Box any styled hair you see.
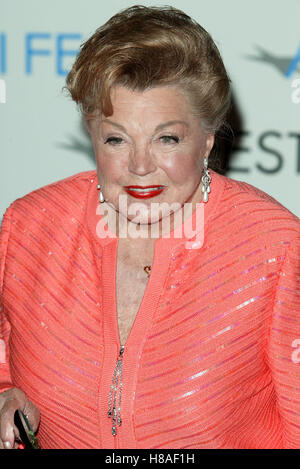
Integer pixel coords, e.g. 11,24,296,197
65,4,231,134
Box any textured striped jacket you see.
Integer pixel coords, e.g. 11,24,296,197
0,169,299,449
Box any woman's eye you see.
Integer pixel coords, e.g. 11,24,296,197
104,137,123,145
160,135,180,144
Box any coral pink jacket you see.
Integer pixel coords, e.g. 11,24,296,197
0,169,299,449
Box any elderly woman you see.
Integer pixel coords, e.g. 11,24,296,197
0,5,299,450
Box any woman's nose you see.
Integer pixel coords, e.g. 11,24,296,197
128,146,156,175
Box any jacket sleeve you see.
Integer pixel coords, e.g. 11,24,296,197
268,232,300,448
0,204,14,393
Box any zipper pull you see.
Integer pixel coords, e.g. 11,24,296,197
108,346,125,436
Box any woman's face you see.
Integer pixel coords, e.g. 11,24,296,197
88,85,214,228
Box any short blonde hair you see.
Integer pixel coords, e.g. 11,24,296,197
65,4,231,134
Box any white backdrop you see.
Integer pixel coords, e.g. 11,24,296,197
1,0,300,219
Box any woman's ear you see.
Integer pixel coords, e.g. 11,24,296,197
84,118,92,135
205,133,215,157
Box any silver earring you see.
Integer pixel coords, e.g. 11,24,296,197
97,184,105,203
201,157,211,203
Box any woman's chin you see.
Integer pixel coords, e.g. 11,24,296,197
126,214,162,226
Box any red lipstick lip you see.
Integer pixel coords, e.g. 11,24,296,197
123,186,166,199
123,185,165,189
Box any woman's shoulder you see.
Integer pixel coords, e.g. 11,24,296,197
18,170,96,201
216,171,298,218
7,170,97,211
212,171,300,242
1,170,97,234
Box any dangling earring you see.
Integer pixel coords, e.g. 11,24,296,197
97,184,105,203
201,157,211,203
